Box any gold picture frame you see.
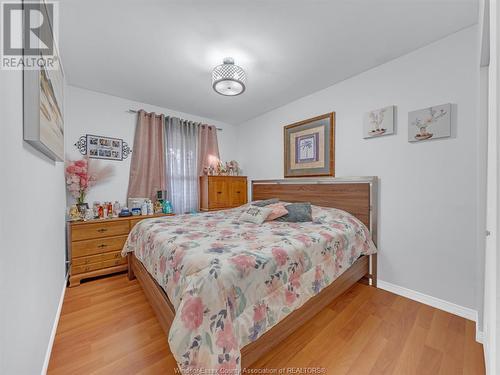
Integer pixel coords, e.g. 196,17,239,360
284,113,335,177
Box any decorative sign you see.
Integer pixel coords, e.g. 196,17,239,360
75,134,131,161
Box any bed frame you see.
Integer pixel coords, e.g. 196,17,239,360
127,176,378,368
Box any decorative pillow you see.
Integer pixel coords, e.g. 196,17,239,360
265,203,289,221
240,206,273,224
251,198,279,207
276,203,313,222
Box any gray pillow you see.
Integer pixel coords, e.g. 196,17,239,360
251,198,279,207
276,203,312,222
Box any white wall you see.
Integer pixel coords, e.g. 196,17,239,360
64,85,238,206
0,71,67,371
483,0,498,372
236,27,481,312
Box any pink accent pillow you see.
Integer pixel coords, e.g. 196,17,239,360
265,203,289,221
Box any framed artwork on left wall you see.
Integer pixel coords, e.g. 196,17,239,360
23,1,65,161
284,112,335,177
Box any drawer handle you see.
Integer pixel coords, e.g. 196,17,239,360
217,191,222,194
97,228,108,233
236,191,241,194
98,244,107,248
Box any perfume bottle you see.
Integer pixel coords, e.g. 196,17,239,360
162,200,173,214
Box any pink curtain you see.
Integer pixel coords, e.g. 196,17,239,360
198,124,220,175
127,110,166,201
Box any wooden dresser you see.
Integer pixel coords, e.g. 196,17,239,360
199,176,248,211
67,213,171,287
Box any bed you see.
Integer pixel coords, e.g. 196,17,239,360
123,177,378,373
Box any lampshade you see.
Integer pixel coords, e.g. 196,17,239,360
212,57,246,96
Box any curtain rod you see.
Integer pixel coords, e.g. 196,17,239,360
127,109,222,131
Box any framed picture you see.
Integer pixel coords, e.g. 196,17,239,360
408,103,451,142
23,1,64,161
75,134,131,160
86,134,124,161
363,105,395,138
284,113,335,178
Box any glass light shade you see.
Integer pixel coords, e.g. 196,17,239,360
212,58,246,96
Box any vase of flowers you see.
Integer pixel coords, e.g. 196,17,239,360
66,158,95,206
65,157,114,211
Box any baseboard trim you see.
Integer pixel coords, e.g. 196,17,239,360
476,329,485,344
377,280,481,341
41,277,67,375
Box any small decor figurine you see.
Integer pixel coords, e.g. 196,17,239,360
210,159,242,176
65,157,114,206
154,200,163,214
226,160,241,176
68,205,80,221
216,160,228,175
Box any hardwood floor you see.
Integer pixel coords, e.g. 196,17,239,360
48,274,485,375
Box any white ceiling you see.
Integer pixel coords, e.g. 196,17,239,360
60,0,478,125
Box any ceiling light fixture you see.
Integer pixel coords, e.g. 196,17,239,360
212,57,246,96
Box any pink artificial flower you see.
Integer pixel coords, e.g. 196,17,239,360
272,247,288,266
80,176,87,188
180,296,204,331
215,322,237,351
253,303,267,322
74,159,86,168
230,254,256,272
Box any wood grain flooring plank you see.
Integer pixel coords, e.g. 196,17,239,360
48,275,485,375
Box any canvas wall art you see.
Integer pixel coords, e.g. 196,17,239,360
408,103,451,142
284,113,335,177
23,1,64,161
363,105,395,138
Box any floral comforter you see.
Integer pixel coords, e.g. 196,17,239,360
122,205,376,374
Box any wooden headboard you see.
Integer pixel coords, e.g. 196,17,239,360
251,177,378,244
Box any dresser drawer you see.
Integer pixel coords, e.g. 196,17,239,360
71,257,127,275
71,220,130,241
72,250,123,266
72,236,128,258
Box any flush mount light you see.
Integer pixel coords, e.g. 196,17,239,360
212,57,246,96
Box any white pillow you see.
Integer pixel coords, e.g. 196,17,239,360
239,206,273,224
